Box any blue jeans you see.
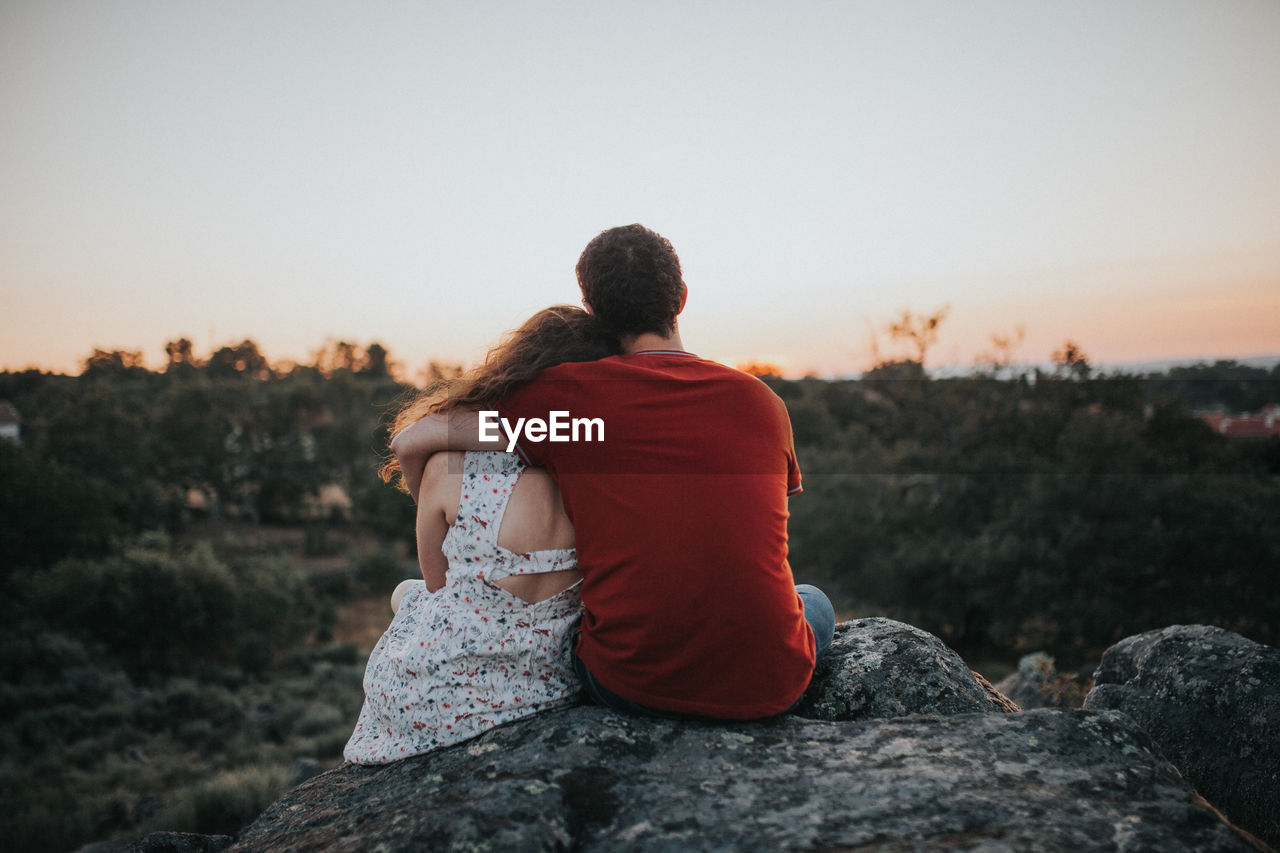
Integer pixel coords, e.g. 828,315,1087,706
573,583,836,719
796,583,836,659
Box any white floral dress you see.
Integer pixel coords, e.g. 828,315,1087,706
344,451,582,764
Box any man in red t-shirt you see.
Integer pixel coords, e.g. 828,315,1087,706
393,224,834,719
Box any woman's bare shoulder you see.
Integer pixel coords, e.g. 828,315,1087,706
424,452,465,521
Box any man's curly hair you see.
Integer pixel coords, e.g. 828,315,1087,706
575,224,685,338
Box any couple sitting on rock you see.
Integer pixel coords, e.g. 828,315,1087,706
344,224,835,764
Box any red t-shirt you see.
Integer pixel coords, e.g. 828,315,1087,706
497,351,814,719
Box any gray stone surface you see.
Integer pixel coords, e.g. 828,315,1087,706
111,620,1274,851
229,707,1261,852
126,834,234,853
793,617,1019,720
1085,624,1280,848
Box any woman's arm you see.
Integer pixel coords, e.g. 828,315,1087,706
416,496,450,592
391,409,488,501
414,451,460,592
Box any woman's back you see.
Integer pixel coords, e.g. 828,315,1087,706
344,451,582,764
415,451,581,603
472,460,580,604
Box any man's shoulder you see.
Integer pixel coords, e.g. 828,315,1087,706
521,355,785,410
537,355,626,378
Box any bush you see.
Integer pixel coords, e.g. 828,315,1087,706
0,780,98,853
19,536,327,680
0,441,124,575
351,474,417,547
146,764,293,837
355,546,413,594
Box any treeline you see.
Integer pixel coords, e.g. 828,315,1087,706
775,353,1279,666
1143,359,1280,412
3,336,1276,668
1,336,1278,849
1,339,426,848
1,338,433,573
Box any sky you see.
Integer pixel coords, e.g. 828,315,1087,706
2,0,1278,379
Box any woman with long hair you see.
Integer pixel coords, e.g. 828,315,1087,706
344,306,618,764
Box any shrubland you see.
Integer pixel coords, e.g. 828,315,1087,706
0,333,1276,849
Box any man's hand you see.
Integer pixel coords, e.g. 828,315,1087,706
390,409,487,501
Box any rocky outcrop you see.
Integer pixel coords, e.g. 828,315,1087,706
229,707,1261,851
792,618,1019,719
215,618,1263,851
1084,624,1280,849
95,620,1275,851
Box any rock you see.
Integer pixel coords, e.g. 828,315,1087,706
1084,624,1280,849
126,834,233,853
229,707,1261,851
996,652,1088,709
792,617,1020,720
224,620,1263,851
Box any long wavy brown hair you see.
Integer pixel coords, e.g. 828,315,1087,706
380,305,619,490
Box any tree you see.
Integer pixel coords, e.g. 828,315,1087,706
975,325,1026,379
361,343,392,377
207,340,272,380
0,441,124,575
736,361,782,378
886,305,950,366
1051,340,1092,380
164,337,200,373
82,349,146,379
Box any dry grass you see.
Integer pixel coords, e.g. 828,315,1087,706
332,595,394,656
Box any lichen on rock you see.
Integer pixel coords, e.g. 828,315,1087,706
217,619,1263,851
792,617,1020,720
1084,624,1280,849
227,708,1261,851
102,620,1274,852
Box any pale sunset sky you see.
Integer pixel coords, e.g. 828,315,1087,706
2,0,1277,379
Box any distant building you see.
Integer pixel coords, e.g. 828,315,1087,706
0,400,20,444
1200,405,1280,439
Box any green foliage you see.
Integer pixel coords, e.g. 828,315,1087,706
0,630,366,851
0,441,125,575
1,340,408,531
351,473,418,548
786,359,1280,665
1145,359,1279,412
356,545,415,594
148,764,294,836
1,340,1276,849
18,534,324,680
0,340,416,849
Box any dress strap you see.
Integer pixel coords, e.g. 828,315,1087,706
489,546,577,582
456,451,523,549
452,451,578,582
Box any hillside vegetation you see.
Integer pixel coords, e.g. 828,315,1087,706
0,335,1276,850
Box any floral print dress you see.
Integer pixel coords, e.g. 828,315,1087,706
344,451,582,764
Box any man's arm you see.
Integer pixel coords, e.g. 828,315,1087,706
390,408,494,501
